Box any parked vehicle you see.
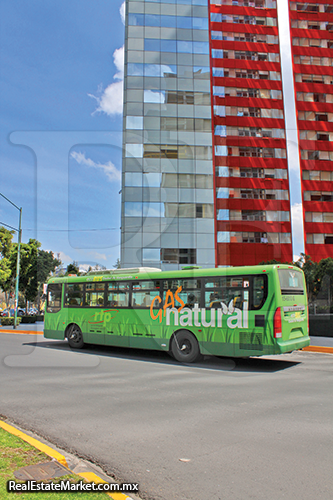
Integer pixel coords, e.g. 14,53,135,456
1,308,15,317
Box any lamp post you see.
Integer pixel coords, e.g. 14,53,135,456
0,193,22,329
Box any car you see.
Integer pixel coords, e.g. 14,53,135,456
1,308,15,317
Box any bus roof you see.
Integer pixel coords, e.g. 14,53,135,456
47,264,302,284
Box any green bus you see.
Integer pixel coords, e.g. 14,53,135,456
44,264,310,363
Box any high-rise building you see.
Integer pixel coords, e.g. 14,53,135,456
121,0,332,269
289,0,333,261
121,0,214,270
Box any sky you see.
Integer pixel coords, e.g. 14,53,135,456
0,0,303,271
0,0,126,270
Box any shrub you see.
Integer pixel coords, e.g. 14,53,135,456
20,316,37,324
1,317,22,326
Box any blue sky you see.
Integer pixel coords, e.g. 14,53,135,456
0,0,125,269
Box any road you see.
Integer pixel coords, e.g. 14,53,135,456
0,332,332,500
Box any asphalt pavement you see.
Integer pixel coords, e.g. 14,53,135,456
0,332,332,500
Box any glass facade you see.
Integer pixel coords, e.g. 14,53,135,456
121,0,214,269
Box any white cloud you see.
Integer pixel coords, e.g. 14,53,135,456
58,251,73,264
88,79,123,117
70,151,121,182
113,45,124,79
89,44,124,117
120,2,125,25
89,3,125,118
87,252,107,261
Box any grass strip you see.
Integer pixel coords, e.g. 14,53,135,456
0,428,108,499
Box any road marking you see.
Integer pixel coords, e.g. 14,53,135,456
0,420,68,467
302,346,333,354
0,329,43,335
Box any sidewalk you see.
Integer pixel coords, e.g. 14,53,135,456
0,321,44,334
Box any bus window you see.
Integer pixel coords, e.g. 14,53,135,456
278,269,304,295
85,283,105,307
205,287,243,309
163,279,201,291
132,280,161,291
163,279,201,309
132,281,161,307
205,277,243,289
132,291,161,308
252,275,267,309
64,284,84,307
47,284,62,313
107,282,130,307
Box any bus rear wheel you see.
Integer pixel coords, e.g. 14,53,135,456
67,324,84,349
171,330,201,363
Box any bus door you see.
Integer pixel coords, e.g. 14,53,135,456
44,283,63,339
234,274,268,356
104,282,130,347
129,280,162,350
81,282,106,345
203,277,234,356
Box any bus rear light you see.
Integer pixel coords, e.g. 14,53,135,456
274,307,282,338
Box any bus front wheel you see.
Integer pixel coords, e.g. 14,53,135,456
171,330,201,363
67,324,84,349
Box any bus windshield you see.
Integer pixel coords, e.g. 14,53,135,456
278,269,304,295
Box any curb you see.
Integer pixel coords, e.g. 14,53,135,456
302,346,333,354
0,419,136,500
0,420,68,466
0,329,43,335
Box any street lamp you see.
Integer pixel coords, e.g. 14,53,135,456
0,193,22,329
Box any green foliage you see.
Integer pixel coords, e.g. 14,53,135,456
1,317,21,326
66,261,80,276
0,227,14,286
20,316,37,324
38,249,62,284
113,258,121,269
0,233,61,308
312,257,333,302
298,253,318,301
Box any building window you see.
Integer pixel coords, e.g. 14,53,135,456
161,249,196,265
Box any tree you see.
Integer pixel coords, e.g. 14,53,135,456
9,239,40,310
66,261,80,275
113,258,121,269
312,258,333,309
0,226,14,284
295,253,318,302
36,250,61,311
0,227,15,306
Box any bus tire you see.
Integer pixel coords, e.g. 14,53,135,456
67,324,84,349
171,330,201,363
